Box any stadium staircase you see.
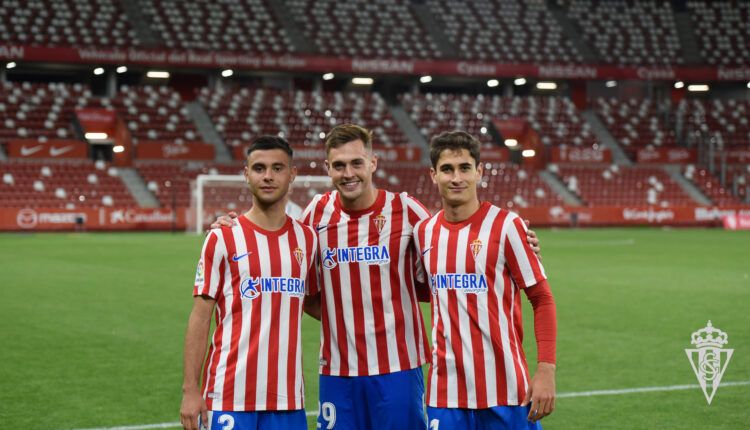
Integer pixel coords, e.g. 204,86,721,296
266,0,316,54
539,170,583,206
410,2,460,59
118,167,160,208
388,104,430,164
120,0,161,47
663,165,712,205
672,5,704,65
185,101,232,163
545,0,598,63
580,110,632,165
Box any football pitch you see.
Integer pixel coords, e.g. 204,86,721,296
1,228,748,429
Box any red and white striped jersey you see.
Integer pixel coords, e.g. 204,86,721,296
193,215,317,411
301,189,431,376
414,202,547,409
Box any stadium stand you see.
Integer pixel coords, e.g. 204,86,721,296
676,98,750,149
683,164,745,206
427,0,583,62
285,0,441,58
200,87,409,149
594,97,676,158
687,0,750,66
0,160,136,208
562,0,682,65
556,165,695,206
136,161,245,208
139,0,292,53
401,93,597,148
0,81,90,142
0,0,140,47
109,85,199,145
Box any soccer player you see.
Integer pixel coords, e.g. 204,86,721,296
301,124,432,429
413,131,557,430
180,136,318,430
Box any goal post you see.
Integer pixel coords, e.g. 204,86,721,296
190,174,332,234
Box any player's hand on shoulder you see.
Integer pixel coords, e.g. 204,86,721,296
524,219,542,260
209,211,238,230
522,362,556,423
180,388,208,430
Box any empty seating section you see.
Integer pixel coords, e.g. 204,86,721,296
140,0,291,53
136,161,245,208
0,82,90,142
687,1,750,65
676,99,750,149
109,85,199,144
595,98,675,157
428,0,582,62
684,165,744,206
200,87,408,148
557,165,693,206
564,0,681,65
0,0,139,47
286,0,440,58
401,93,596,148
0,160,136,208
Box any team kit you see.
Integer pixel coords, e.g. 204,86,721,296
180,125,557,430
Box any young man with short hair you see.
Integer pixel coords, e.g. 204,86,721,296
301,124,432,430
181,136,317,430
414,131,557,430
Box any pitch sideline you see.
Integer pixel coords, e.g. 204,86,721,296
69,381,750,430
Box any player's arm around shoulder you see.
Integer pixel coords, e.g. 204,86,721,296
181,295,216,430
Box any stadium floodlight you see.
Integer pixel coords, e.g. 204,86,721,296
221,69,233,77
536,82,557,90
605,80,617,88
522,149,536,158
112,145,125,153
147,70,170,79
688,84,709,92
85,132,108,140
6,61,16,69
352,77,374,85
480,126,487,134
319,131,326,139
192,174,332,234
674,81,685,89
93,67,105,75
116,66,127,74
487,79,499,87
514,78,526,86
747,82,750,89
504,139,518,147
322,73,335,80
420,75,432,83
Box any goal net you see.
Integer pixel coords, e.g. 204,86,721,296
189,174,332,234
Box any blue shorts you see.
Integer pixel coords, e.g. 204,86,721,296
426,405,542,430
204,409,307,430
318,367,427,430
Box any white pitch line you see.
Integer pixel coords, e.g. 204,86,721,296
557,380,750,398
70,381,750,430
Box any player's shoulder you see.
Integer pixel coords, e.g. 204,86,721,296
291,217,316,234
414,209,441,231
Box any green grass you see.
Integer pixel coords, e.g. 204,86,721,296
1,228,748,429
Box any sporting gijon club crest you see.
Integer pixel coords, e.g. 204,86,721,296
685,320,734,405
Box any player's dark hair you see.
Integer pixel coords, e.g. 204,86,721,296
429,131,481,167
246,135,293,159
324,124,373,154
